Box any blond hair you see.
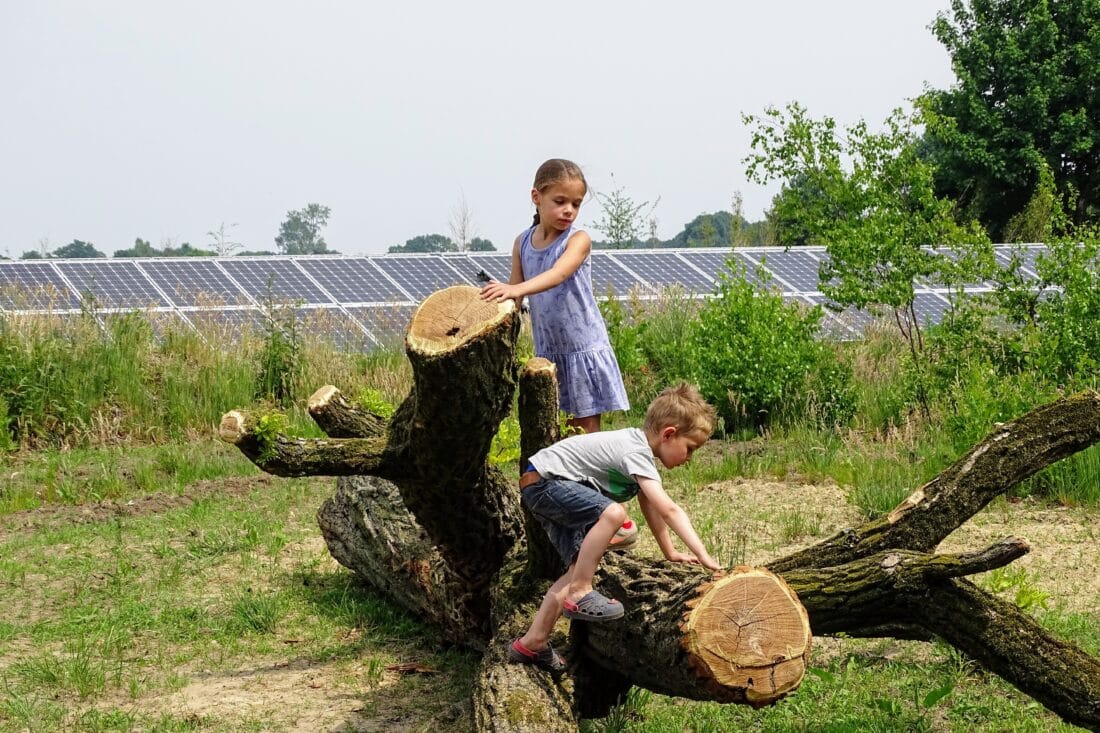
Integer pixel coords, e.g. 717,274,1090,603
643,382,717,439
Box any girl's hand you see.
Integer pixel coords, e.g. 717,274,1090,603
479,280,521,302
666,551,700,565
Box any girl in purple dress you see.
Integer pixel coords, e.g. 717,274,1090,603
482,159,638,549
480,158,629,434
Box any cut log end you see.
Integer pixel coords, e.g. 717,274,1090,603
522,357,557,378
680,566,811,707
219,410,246,444
406,286,515,355
308,385,339,411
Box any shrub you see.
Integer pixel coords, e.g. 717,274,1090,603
687,263,853,432
255,301,304,409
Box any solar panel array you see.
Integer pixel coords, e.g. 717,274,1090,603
0,245,1047,346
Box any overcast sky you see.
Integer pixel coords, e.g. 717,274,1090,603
1,2,958,258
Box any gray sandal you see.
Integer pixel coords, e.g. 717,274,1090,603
563,590,624,622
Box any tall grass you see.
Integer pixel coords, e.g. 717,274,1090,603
0,308,412,450
5,283,1100,510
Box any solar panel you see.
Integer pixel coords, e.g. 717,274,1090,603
0,245,1054,346
5,309,98,334
911,291,953,326
993,244,1043,279
0,261,81,310
677,250,767,288
465,253,514,284
185,307,265,340
346,304,417,347
609,251,714,293
219,259,332,304
741,248,823,293
55,261,170,308
589,252,645,297
296,257,409,304
804,294,877,336
370,257,469,301
294,307,375,350
139,260,251,307
103,309,190,339
786,296,860,341
921,245,998,290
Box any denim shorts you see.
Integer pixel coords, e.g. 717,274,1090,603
520,477,615,567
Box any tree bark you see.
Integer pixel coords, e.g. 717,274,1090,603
307,385,388,438
220,283,1100,732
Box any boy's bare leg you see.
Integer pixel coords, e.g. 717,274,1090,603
518,571,572,651
518,503,627,649
567,503,626,601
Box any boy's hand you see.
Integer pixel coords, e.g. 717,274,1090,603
668,550,723,572
667,550,701,564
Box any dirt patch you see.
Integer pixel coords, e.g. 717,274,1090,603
942,497,1100,614
0,475,272,540
706,478,1100,614
141,658,390,732
701,476,864,561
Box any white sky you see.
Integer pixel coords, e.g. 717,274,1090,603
1,2,957,257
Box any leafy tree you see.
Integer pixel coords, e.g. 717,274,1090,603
468,237,496,251
165,242,214,257
275,203,331,254
19,251,44,260
114,238,158,258
919,0,1100,239
590,177,659,249
666,212,733,248
388,233,456,253
765,172,845,246
744,102,990,414
114,238,215,258
51,240,106,259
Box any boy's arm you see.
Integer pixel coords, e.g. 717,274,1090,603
636,476,721,571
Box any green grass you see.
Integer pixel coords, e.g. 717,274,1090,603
0,474,478,731
0,441,259,513
0,437,1095,731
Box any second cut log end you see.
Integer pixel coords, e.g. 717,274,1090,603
680,566,811,707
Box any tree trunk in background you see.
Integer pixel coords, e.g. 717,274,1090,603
222,285,1100,732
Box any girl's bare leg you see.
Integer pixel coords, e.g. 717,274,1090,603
567,414,601,434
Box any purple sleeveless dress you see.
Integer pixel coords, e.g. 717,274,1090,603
519,225,630,418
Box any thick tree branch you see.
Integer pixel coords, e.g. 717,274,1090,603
307,385,388,438
770,390,1100,573
219,410,389,476
915,580,1100,731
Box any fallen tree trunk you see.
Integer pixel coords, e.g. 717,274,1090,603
221,285,1100,732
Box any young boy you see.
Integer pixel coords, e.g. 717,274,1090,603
508,382,722,673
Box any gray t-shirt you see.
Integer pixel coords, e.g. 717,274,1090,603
529,427,661,501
